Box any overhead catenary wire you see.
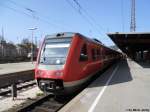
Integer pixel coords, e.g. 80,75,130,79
7,0,41,21
5,0,70,31
66,0,99,33
73,0,106,32
8,0,36,13
6,0,106,38
65,0,108,41
0,3,36,20
73,0,107,36
71,0,125,46
3,0,110,41
65,0,95,34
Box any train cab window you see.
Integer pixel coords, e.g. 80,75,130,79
79,44,88,61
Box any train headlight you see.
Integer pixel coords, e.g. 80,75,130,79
55,71,63,76
56,59,61,64
55,58,65,65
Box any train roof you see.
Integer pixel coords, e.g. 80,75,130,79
45,32,120,53
45,32,100,44
45,32,76,39
45,32,99,42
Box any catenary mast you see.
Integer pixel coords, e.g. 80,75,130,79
130,0,136,32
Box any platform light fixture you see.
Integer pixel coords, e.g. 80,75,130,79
28,27,37,63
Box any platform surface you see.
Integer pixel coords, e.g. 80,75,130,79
0,62,35,75
59,59,150,112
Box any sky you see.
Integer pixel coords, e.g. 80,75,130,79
0,0,150,46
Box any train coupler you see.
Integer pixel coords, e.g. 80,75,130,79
39,80,63,91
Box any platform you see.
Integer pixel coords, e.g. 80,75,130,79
59,59,150,112
0,62,35,88
0,62,35,75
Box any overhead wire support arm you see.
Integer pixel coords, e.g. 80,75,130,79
6,0,69,30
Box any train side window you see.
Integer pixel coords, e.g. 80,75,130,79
79,44,88,61
92,49,96,60
97,49,100,58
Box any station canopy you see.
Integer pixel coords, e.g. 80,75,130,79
107,32,150,59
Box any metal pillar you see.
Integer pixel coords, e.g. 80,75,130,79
11,83,17,100
130,0,136,32
31,30,33,63
28,28,37,63
141,50,144,61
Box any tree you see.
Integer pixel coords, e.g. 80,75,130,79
20,38,37,54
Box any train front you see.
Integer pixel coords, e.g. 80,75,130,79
35,33,73,94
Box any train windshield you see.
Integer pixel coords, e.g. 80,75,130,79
39,38,71,65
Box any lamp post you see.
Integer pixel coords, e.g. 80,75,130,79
28,28,37,63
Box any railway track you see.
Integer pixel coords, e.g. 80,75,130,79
0,80,36,96
18,94,75,112
17,64,114,112
0,69,35,96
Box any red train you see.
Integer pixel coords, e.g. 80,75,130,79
35,32,121,94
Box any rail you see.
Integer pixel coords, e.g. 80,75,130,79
17,94,74,112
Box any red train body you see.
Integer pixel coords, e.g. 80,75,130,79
35,32,121,94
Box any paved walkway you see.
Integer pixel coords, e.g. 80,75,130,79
60,59,150,112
